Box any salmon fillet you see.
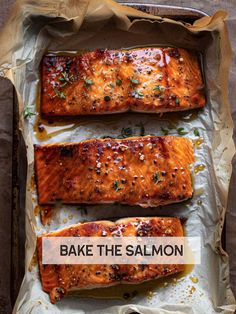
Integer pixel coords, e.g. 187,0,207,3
34,136,194,206
37,217,184,303
41,47,205,116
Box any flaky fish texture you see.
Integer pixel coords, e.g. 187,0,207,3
37,217,184,303
41,47,205,116
34,136,194,206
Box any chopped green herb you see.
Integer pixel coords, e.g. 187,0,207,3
113,180,121,191
177,127,188,135
161,127,169,135
175,97,180,105
23,106,36,119
116,79,122,86
154,85,166,92
136,122,145,136
194,128,200,137
132,90,144,99
59,71,74,86
130,78,140,85
153,85,161,91
84,79,94,86
77,205,88,216
121,127,133,138
153,171,161,183
53,88,66,99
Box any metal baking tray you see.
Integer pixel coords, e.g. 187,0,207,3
11,3,208,308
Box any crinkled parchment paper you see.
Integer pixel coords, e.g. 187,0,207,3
0,0,235,313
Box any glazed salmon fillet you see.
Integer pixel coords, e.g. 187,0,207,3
37,217,184,303
34,136,194,206
41,47,205,116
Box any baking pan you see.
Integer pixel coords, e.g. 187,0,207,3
10,3,208,307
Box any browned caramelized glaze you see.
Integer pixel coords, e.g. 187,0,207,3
40,206,54,226
41,48,205,116
37,217,184,303
34,136,194,206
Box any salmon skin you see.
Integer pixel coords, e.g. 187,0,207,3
34,136,194,206
41,47,205,116
37,217,184,303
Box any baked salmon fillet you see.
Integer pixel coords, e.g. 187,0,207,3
34,136,194,206
41,47,205,116
37,217,184,303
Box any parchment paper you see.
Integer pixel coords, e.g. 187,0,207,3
0,0,235,313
